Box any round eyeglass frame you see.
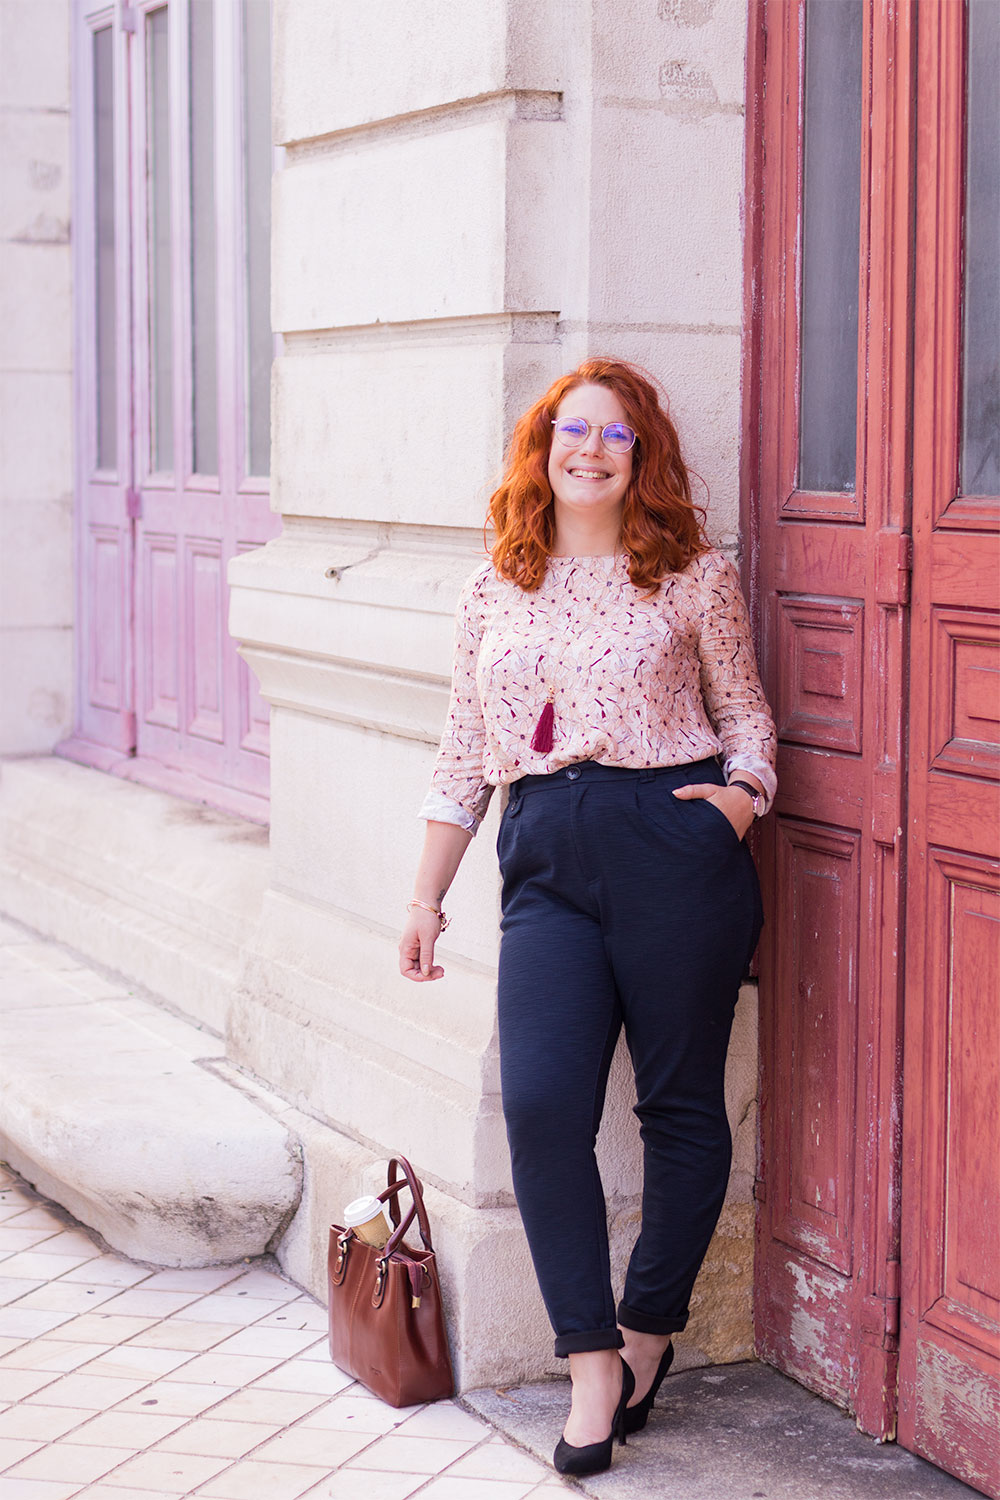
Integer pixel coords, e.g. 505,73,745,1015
551,417,637,454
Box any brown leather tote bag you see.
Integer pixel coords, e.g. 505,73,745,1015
327,1155,454,1407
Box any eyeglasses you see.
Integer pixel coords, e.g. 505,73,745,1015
551,417,637,454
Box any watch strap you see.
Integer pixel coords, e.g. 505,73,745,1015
728,779,764,816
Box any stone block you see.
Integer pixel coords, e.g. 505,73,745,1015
0,112,71,244
273,113,565,332
0,372,73,504
0,495,73,628
0,985,302,1266
0,757,269,1030
273,0,565,145
269,332,559,525
591,0,748,110
0,1,70,112
589,108,745,327
0,243,71,371
0,625,72,753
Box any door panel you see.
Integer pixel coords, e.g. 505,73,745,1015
899,2,1000,1491
751,0,913,1437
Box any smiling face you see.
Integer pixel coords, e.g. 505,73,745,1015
547,383,634,542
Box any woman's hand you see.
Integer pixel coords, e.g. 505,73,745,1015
672,782,756,841
399,906,446,982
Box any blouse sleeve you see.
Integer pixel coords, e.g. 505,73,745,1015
696,554,778,813
417,567,495,834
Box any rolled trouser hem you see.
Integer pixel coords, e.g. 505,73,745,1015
617,1301,688,1336
553,1328,625,1358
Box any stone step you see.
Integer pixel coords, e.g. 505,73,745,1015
0,916,302,1266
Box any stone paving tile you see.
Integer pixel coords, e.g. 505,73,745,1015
136,1267,245,1295
80,1345,198,1382
5,1440,138,1483
416,1479,542,1500
154,1415,282,1458
11,1280,126,1314
175,1294,286,1326
0,1279,46,1307
0,1162,551,1500
0,1308,76,1341
0,1477,86,1499
58,1258,154,1288
205,1387,326,1426
127,1320,244,1353
1,1339,113,1374
66,1406,189,1448
97,1447,233,1491
116,1380,237,1417
0,1403,92,1440
298,1474,427,1500
26,1372,150,1408
250,1423,374,1467
0,1369,62,1402
193,1457,333,1499
345,1433,481,1474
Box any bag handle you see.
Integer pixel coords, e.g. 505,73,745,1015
377,1155,434,1256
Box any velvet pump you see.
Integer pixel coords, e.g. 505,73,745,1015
623,1342,675,1434
553,1355,635,1476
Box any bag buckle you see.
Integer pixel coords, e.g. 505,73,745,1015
372,1255,389,1308
331,1229,353,1285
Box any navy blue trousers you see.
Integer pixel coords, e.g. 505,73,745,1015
496,758,763,1358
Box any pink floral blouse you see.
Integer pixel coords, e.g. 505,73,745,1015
420,549,777,833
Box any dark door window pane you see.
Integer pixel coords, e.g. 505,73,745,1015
961,0,1000,497
798,0,863,495
94,26,116,471
147,7,173,473
190,0,218,476
243,0,271,478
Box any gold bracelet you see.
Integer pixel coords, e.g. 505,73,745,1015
407,900,450,932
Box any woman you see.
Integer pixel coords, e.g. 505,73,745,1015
399,359,776,1476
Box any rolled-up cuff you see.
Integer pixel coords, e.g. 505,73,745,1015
617,1300,689,1336
417,789,480,833
553,1327,625,1359
722,756,777,816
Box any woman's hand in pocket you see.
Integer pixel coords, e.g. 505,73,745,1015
672,782,755,841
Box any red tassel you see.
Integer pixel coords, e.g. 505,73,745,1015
531,698,555,754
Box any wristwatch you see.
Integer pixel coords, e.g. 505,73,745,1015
728,779,765,818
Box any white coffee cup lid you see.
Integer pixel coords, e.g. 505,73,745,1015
343,1194,386,1228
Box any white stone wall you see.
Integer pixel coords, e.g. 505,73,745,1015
232,0,754,1385
0,0,74,754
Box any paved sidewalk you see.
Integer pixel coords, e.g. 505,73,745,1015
0,1166,563,1500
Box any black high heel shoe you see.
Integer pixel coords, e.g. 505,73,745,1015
622,1341,674,1434
553,1353,635,1476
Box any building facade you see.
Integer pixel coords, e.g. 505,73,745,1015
0,2,996,1494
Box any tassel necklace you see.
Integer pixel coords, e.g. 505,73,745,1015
530,689,555,754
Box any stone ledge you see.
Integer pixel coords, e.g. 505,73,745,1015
0,920,302,1266
0,756,269,1032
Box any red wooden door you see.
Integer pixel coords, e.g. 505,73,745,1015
749,0,913,1439
898,3,1000,1493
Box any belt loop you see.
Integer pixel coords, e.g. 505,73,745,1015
639,767,655,782
507,781,524,816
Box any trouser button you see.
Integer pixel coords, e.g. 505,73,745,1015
566,766,581,781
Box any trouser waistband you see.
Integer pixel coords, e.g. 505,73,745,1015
508,756,722,802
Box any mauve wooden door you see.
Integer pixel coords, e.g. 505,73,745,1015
749,0,912,1439
70,0,276,813
897,4,1000,1494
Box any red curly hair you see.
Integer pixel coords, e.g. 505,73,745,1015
488,358,708,593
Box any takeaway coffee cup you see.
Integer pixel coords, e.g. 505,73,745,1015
342,1194,391,1248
